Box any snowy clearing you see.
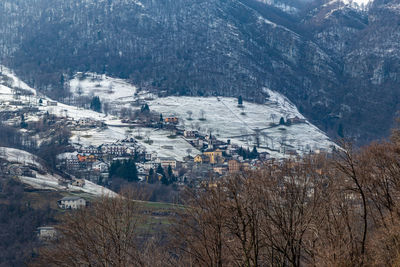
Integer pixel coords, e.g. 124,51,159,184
0,147,116,197
148,95,335,156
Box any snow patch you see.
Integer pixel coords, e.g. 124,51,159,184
69,73,137,104
0,147,116,197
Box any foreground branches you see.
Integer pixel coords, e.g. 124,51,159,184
33,133,400,266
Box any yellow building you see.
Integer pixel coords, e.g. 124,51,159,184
203,149,224,164
194,154,209,164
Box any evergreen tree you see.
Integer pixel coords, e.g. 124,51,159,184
167,165,173,178
279,117,285,125
156,164,164,176
161,175,169,185
338,123,344,138
148,168,157,184
20,114,27,128
60,74,65,87
141,104,150,113
250,146,258,159
238,95,243,106
109,159,138,182
90,96,102,112
167,165,177,184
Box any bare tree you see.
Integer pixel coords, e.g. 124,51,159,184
172,184,232,267
186,110,193,120
333,141,368,265
223,173,267,266
31,192,147,267
145,130,151,143
199,110,206,121
103,102,110,115
270,114,277,123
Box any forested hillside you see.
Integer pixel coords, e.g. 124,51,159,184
1,0,399,142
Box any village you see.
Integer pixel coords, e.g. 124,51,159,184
0,68,335,250
0,69,333,195
57,113,275,188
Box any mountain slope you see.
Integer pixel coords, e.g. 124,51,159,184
0,0,399,143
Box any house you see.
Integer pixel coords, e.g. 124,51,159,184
92,161,108,172
47,101,58,106
184,130,197,138
164,117,179,124
190,138,204,148
194,154,210,164
145,152,157,161
21,166,35,177
228,159,241,173
81,145,101,155
258,152,270,161
71,179,85,187
77,118,98,127
286,149,298,156
203,149,224,164
287,116,306,124
78,154,97,162
77,154,88,162
66,157,80,170
226,143,239,155
156,157,177,169
37,226,57,241
213,165,228,175
126,147,137,156
58,196,86,209
102,144,127,156
143,161,158,170
183,155,194,162
9,100,23,106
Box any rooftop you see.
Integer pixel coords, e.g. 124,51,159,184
60,196,84,201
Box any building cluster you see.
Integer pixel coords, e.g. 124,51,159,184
0,86,317,189
59,138,147,183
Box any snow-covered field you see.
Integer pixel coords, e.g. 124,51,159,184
66,72,336,157
0,66,37,96
148,94,335,156
0,147,43,169
0,66,336,160
69,73,137,104
0,147,116,197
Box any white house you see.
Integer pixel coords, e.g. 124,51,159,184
37,226,57,241
92,161,108,172
143,161,158,170
184,130,197,138
102,144,127,155
78,118,98,127
156,157,177,169
81,145,101,155
58,196,86,209
145,152,158,161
